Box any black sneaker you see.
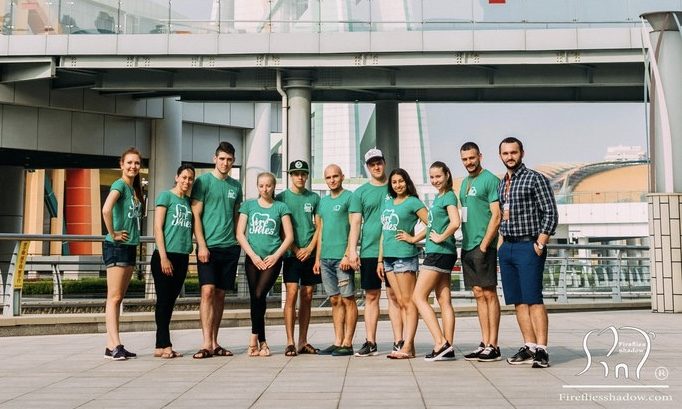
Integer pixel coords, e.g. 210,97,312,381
507,346,535,365
332,346,354,356
119,345,137,359
104,346,127,361
464,342,485,361
355,341,378,357
424,342,455,362
393,340,405,352
319,345,339,355
478,345,502,362
532,348,550,368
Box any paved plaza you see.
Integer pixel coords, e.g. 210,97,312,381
0,309,679,409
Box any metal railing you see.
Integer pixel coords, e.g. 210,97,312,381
0,0,662,36
1,233,651,316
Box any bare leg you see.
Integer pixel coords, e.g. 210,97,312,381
483,287,501,345
435,273,455,346
342,296,358,347
297,285,314,349
412,269,446,348
387,287,403,344
515,304,537,344
363,289,380,343
393,272,418,354
284,282,299,347
105,266,133,348
529,304,548,346
330,295,344,346
472,286,489,344
211,288,226,349
199,284,216,350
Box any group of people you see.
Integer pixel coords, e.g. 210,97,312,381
100,136,558,369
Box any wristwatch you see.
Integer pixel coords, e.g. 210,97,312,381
535,242,545,250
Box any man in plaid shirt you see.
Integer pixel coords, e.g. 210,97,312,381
497,137,558,369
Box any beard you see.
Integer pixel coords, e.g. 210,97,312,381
504,160,521,171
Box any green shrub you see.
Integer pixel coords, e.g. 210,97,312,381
22,278,146,295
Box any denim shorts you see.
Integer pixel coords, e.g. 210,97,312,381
383,256,419,274
103,241,137,268
320,259,355,298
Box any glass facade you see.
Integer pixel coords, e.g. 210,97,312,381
1,0,678,35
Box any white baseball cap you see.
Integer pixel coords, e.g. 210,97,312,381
364,148,384,163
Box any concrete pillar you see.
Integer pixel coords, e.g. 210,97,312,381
284,72,312,183
244,103,272,199
641,12,682,313
648,194,682,313
22,170,45,255
0,167,25,286
642,12,682,192
375,100,400,171
147,97,183,236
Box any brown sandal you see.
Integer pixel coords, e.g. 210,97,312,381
285,344,298,357
297,343,319,355
259,342,271,357
212,346,233,357
161,350,183,359
192,349,213,359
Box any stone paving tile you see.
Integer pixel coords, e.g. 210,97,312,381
0,310,680,409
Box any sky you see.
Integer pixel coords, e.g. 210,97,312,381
425,102,649,176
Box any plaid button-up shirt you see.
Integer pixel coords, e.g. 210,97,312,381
498,163,558,238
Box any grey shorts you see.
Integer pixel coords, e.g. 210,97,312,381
461,245,498,289
383,256,419,274
320,259,355,298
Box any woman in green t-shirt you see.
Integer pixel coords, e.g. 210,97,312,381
378,168,428,359
101,147,144,361
236,172,294,357
414,161,461,362
151,164,195,359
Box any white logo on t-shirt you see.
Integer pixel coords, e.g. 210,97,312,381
171,204,192,228
468,186,478,196
304,203,313,213
381,209,399,231
228,190,237,199
249,212,277,235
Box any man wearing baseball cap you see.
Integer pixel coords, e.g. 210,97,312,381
276,160,321,356
348,148,404,356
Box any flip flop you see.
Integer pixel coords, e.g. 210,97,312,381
192,349,213,359
297,343,319,355
213,346,233,357
285,344,298,357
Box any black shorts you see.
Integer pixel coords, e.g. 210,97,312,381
461,245,498,289
283,256,321,286
422,253,457,274
103,241,136,268
197,245,241,291
360,258,391,290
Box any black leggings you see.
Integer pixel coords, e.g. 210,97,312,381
151,250,188,348
245,256,282,343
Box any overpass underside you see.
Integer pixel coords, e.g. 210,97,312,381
50,50,644,102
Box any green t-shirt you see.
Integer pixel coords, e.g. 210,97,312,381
349,182,391,258
239,199,291,258
155,190,193,254
381,196,426,258
458,169,500,251
105,178,141,245
425,190,458,255
318,190,353,259
275,189,320,254
190,172,242,248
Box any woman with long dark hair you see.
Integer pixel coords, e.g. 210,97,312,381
102,147,144,361
378,168,428,359
152,164,195,359
237,172,294,357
